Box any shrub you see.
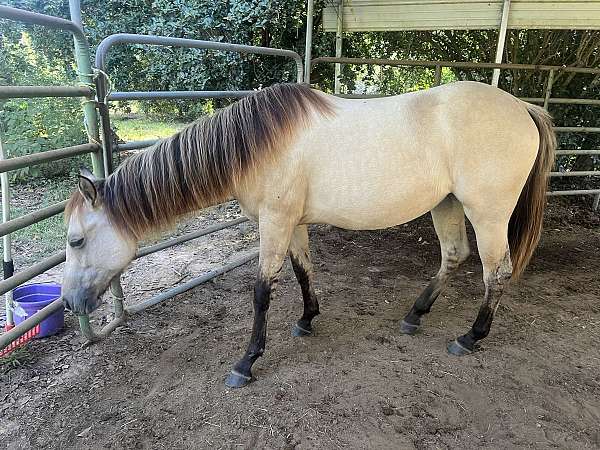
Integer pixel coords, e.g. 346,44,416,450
0,32,89,181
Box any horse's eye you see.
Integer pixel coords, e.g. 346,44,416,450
68,236,85,249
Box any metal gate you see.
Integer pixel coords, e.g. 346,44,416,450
0,2,303,350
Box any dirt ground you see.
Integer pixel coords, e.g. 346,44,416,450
1,199,599,449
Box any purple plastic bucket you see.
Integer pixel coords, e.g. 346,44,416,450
12,283,64,338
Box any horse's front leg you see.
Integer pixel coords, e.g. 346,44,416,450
225,214,295,388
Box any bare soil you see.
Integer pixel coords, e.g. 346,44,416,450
1,200,599,450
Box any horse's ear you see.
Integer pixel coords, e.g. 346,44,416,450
80,166,95,180
78,167,101,206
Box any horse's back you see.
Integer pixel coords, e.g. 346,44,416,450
241,82,540,230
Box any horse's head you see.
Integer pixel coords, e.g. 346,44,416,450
62,169,136,315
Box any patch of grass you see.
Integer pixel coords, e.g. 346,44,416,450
112,115,186,142
0,346,33,374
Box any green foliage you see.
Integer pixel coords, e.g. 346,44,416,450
111,115,185,141
0,346,33,373
0,98,86,181
1,0,333,120
0,30,87,181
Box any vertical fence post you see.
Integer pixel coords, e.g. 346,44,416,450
543,70,555,111
491,0,511,87
334,0,344,94
95,74,114,177
543,69,558,175
68,0,104,178
0,135,14,330
434,65,442,86
304,0,314,84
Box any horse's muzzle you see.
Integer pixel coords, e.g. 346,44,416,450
62,292,102,315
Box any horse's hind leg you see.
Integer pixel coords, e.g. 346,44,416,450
447,217,512,355
400,195,470,334
289,225,320,337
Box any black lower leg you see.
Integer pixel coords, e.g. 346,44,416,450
403,280,442,324
291,254,319,336
450,303,494,354
448,281,503,356
448,262,510,356
225,276,271,388
400,277,444,334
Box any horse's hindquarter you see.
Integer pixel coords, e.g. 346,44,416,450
439,82,540,220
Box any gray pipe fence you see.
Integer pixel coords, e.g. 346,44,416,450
0,2,105,350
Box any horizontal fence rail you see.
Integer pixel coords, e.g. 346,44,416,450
95,33,304,84
0,143,100,174
0,298,64,352
555,127,600,133
521,97,600,106
108,90,253,101
0,201,67,238
126,250,258,315
551,171,599,177
116,139,159,151
338,93,600,107
311,56,600,75
0,251,66,297
0,85,94,99
0,5,88,45
136,217,249,259
548,189,600,196
555,150,600,155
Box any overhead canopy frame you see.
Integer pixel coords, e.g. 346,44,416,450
317,0,600,89
323,0,600,32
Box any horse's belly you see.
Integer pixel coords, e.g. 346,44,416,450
302,177,447,230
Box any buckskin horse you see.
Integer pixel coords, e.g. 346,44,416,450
62,81,555,387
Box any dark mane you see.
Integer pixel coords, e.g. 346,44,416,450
66,83,333,239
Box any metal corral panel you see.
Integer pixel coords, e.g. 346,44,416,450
323,0,600,31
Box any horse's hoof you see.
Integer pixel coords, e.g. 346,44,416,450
399,319,420,335
292,323,312,337
447,339,473,356
224,370,252,388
